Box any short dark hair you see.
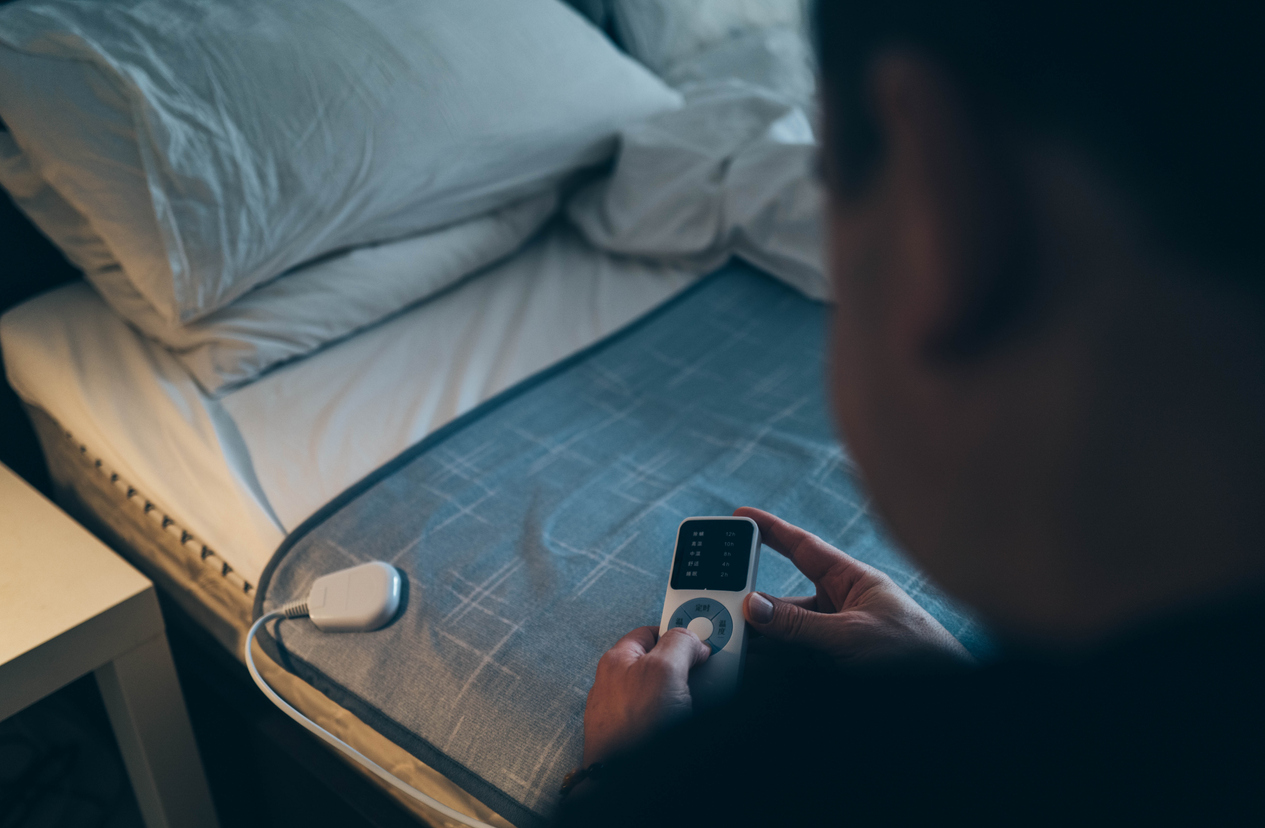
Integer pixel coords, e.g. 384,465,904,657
813,1,1264,285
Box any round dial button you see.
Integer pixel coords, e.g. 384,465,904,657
667,600,736,653
686,616,714,641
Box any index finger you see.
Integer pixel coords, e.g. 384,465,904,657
734,507,869,584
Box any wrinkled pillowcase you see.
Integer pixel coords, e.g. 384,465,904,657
0,134,559,394
158,193,560,395
125,192,556,399
0,0,680,330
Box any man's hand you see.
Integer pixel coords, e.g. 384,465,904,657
737,507,972,668
582,626,710,766
581,508,967,766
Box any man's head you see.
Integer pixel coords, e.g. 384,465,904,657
813,1,1265,644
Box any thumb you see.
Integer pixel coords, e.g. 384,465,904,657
649,627,711,677
744,592,832,649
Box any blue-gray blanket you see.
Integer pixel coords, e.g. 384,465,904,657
256,263,989,827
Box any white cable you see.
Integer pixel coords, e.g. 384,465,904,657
245,606,500,828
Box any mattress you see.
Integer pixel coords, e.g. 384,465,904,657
2,223,699,588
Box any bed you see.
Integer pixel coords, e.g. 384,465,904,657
0,1,981,825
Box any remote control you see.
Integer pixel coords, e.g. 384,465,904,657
659,516,761,707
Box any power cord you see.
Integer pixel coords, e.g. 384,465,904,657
245,562,500,828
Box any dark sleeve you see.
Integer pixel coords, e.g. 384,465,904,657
556,696,846,827
554,664,972,828
557,605,1265,827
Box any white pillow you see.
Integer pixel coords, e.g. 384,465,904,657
1,128,557,392
0,0,680,328
160,193,558,395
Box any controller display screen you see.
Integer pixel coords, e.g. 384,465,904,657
670,519,754,591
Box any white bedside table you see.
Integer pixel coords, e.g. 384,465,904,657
0,462,219,828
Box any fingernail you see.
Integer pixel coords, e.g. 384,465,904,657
748,593,774,624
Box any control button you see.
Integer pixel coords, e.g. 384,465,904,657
686,616,714,641
707,605,734,652
669,601,735,653
687,600,722,620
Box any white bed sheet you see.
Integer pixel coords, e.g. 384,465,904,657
2,224,698,584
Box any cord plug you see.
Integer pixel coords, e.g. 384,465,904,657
301,561,402,632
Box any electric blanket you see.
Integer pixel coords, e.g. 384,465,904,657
255,262,989,827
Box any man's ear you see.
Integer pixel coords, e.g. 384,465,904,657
868,52,1025,371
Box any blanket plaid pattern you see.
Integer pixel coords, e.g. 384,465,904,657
257,262,989,827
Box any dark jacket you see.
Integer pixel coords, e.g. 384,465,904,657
558,594,1265,826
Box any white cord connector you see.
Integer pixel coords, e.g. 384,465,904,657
280,598,310,618
245,562,499,828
